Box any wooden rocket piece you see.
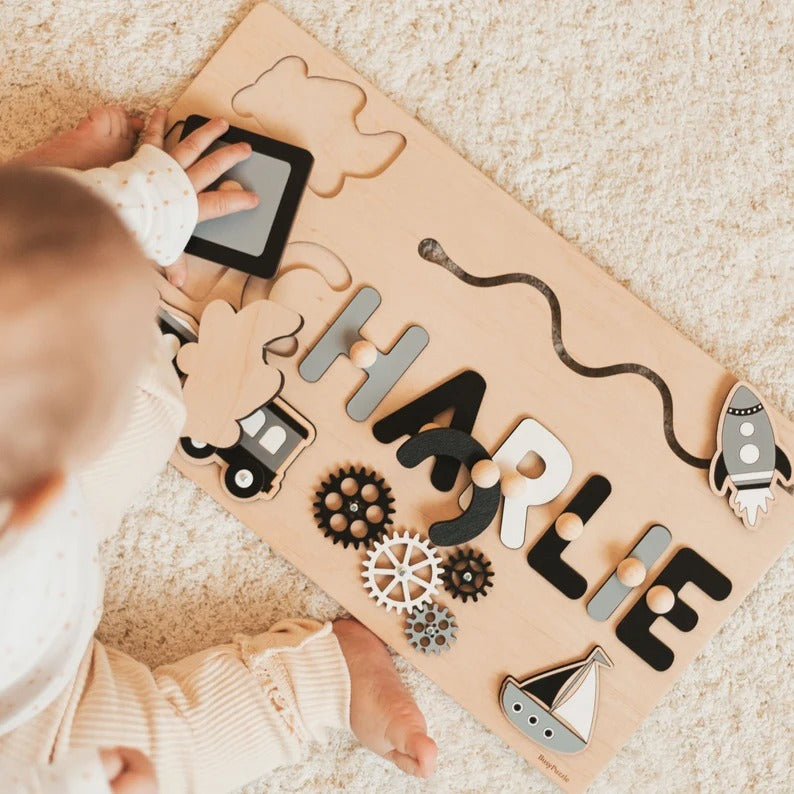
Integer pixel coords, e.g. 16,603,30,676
709,381,793,529
177,299,302,448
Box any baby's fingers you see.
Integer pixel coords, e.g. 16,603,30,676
187,141,252,193
170,117,229,170
197,188,259,222
164,254,188,288
140,108,168,150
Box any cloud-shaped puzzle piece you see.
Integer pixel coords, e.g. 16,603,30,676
177,299,302,449
232,55,406,197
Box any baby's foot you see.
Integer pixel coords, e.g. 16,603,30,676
12,106,144,170
333,618,437,778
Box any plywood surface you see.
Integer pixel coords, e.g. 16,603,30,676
164,5,794,790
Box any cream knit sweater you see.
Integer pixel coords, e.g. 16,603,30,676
0,147,351,793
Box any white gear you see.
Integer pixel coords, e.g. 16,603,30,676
361,530,444,614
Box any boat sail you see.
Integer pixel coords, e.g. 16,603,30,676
500,646,612,754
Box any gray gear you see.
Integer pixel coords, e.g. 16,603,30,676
404,603,458,655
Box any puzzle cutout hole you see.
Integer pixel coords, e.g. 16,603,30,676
232,55,406,197
516,450,547,480
365,505,385,523
360,483,381,502
192,140,292,257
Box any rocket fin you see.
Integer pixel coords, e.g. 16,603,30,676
711,453,728,491
774,446,792,483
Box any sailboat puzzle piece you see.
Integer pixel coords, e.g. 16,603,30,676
177,298,302,448
527,475,612,599
586,524,672,621
500,646,613,754
232,55,406,198
709,382,792,529
459,418,573,549
299,286,429,421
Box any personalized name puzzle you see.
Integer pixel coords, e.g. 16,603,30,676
158,5,794,790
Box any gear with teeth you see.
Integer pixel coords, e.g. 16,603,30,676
404,602,458,655
314,466,395,549
442,547,494,603
361,530,444,614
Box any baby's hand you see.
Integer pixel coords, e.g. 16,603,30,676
141,108,259,287
99,747,158,793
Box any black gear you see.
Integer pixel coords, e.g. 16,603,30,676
442,547,494,602
313,466,395,549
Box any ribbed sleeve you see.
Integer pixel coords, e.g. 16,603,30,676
77,326,186,537
60,621,350,793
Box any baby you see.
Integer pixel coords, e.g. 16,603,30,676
0,108,436,793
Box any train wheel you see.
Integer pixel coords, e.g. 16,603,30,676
180,437,217,460
224,460,265,499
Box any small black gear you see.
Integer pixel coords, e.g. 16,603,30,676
442,547,494,603
314,465,395,549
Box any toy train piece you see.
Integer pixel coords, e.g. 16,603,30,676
158,304,315,501
179,398,315,500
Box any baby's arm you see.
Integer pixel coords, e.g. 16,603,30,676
3,746,155,794
77,324,186,536
71,116,258,535
68,622,349,793
78,143,198,267
60,113,258,269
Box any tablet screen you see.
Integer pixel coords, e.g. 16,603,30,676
179,115,313,279
192,141,292,257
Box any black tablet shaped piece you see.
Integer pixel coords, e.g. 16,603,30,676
179,114,313,279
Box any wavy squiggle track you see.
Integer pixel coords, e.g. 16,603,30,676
418,238,712,470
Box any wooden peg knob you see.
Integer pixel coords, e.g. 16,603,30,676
349,340,378,368
218,179,244,192
616,557,647,588
161,333,181,360
555,511,583,541
647,585,675,614
471,459,500,488
501,472,528,500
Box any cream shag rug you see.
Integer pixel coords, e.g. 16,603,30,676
1,1,792,792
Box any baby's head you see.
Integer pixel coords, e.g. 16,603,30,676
0,166,156,508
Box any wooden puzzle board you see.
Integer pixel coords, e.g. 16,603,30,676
164,5,794,790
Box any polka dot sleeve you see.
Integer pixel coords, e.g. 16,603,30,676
63,144,199,268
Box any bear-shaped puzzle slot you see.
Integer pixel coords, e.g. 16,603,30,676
232,55,406,198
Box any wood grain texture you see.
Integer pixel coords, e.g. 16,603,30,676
177,298,301,448
165,5,794,790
